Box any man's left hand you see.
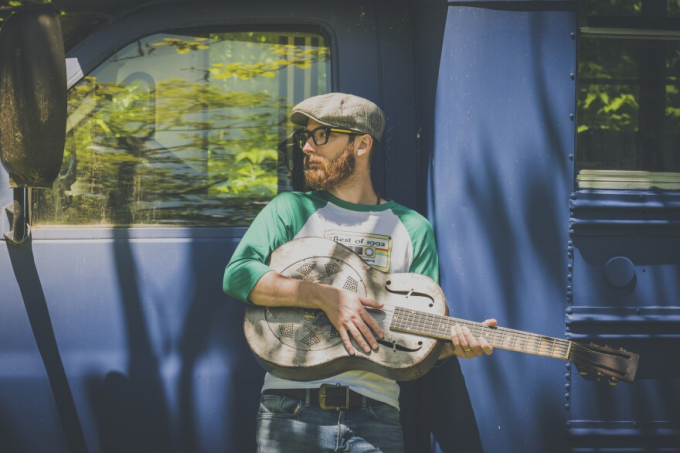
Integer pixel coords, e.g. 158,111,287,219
440,319,497,360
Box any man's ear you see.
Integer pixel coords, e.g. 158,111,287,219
355,134,373,158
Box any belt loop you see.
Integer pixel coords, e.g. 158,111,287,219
361,395,367,410
305,388,311,407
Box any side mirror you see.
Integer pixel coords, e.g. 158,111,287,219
0,6,66,188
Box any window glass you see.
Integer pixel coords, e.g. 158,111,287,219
32,29,330,226
577,1,680,187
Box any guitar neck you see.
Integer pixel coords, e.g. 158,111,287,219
390,307,571,360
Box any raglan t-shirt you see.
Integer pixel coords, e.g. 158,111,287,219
223,190,438,409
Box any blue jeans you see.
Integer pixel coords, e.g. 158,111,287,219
256,393,405,452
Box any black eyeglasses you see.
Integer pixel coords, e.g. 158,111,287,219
293,126,357,149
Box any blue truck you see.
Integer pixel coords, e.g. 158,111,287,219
0,0,678,451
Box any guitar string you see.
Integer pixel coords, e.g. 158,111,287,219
372,306,572,357
371,306,628,365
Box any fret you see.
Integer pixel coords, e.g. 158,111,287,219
481,324,491,343
489,326,498,347
550,338,556,358
426,312,434,336
390,307,571,361
534,335,541,355
500,329,505,348
438,316,449,338
530,334,540,354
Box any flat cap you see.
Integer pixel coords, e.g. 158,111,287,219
291,93,386,141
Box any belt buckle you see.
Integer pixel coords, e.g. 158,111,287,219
319,384,349,411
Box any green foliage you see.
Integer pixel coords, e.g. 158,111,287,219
33,31,330,226
577,1,680,171
0,0,52,22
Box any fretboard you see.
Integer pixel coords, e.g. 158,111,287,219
390,307,571,360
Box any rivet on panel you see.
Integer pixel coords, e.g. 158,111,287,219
565,383,570,390
570,32,576,40
564,404,570,411
569,113,575,121
568,241,573,246
566,307,572,315
570,193,577,200
565,364,570,370
565,373,571,380
565,393,570,400
567,274,573,280
568,154,574,161
568,264,573,271
567,285,572,291
570,73,575,80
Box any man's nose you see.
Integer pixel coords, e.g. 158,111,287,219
302,139,316,154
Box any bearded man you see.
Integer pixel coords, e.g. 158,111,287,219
223,93,495,452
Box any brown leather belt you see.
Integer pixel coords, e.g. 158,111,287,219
263,384,384,411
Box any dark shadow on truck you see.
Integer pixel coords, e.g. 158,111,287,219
88,224,173,452
6,241,88,453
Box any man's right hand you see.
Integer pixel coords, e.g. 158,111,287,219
248,271,385,356
316,285,384,355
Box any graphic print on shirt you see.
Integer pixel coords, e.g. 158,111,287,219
324,230,392,272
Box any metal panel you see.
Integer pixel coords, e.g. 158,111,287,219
0,236,252,452
427,3,577,452
0,1,419,452
569,189,680,451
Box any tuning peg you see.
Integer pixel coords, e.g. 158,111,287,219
596,372,603,382
609,377,618,387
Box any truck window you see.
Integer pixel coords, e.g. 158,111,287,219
576,0,680,189
32,29,330,226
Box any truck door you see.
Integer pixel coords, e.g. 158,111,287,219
0,2,418,452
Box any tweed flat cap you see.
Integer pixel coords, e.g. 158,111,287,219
291,93,386,141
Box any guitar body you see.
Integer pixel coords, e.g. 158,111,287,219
244,237,446,381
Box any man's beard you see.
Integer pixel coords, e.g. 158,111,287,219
304,143,356,190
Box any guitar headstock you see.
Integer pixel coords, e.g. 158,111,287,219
569,342,639,384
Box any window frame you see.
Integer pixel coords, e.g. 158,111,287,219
31,4,339,236
576,9,680,190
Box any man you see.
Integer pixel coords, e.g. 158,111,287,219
223,93,495,452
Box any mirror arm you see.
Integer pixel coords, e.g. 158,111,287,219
4,188,31,245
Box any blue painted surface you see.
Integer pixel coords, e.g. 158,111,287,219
0,236,262,452
2,0,679,452
569,189,680,450
428,4,576,452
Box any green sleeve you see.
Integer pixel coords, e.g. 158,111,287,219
408,223,439,284
392,205,439,284
222,192,317,303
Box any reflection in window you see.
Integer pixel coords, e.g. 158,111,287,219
33,30,330,226
577,0,680,188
